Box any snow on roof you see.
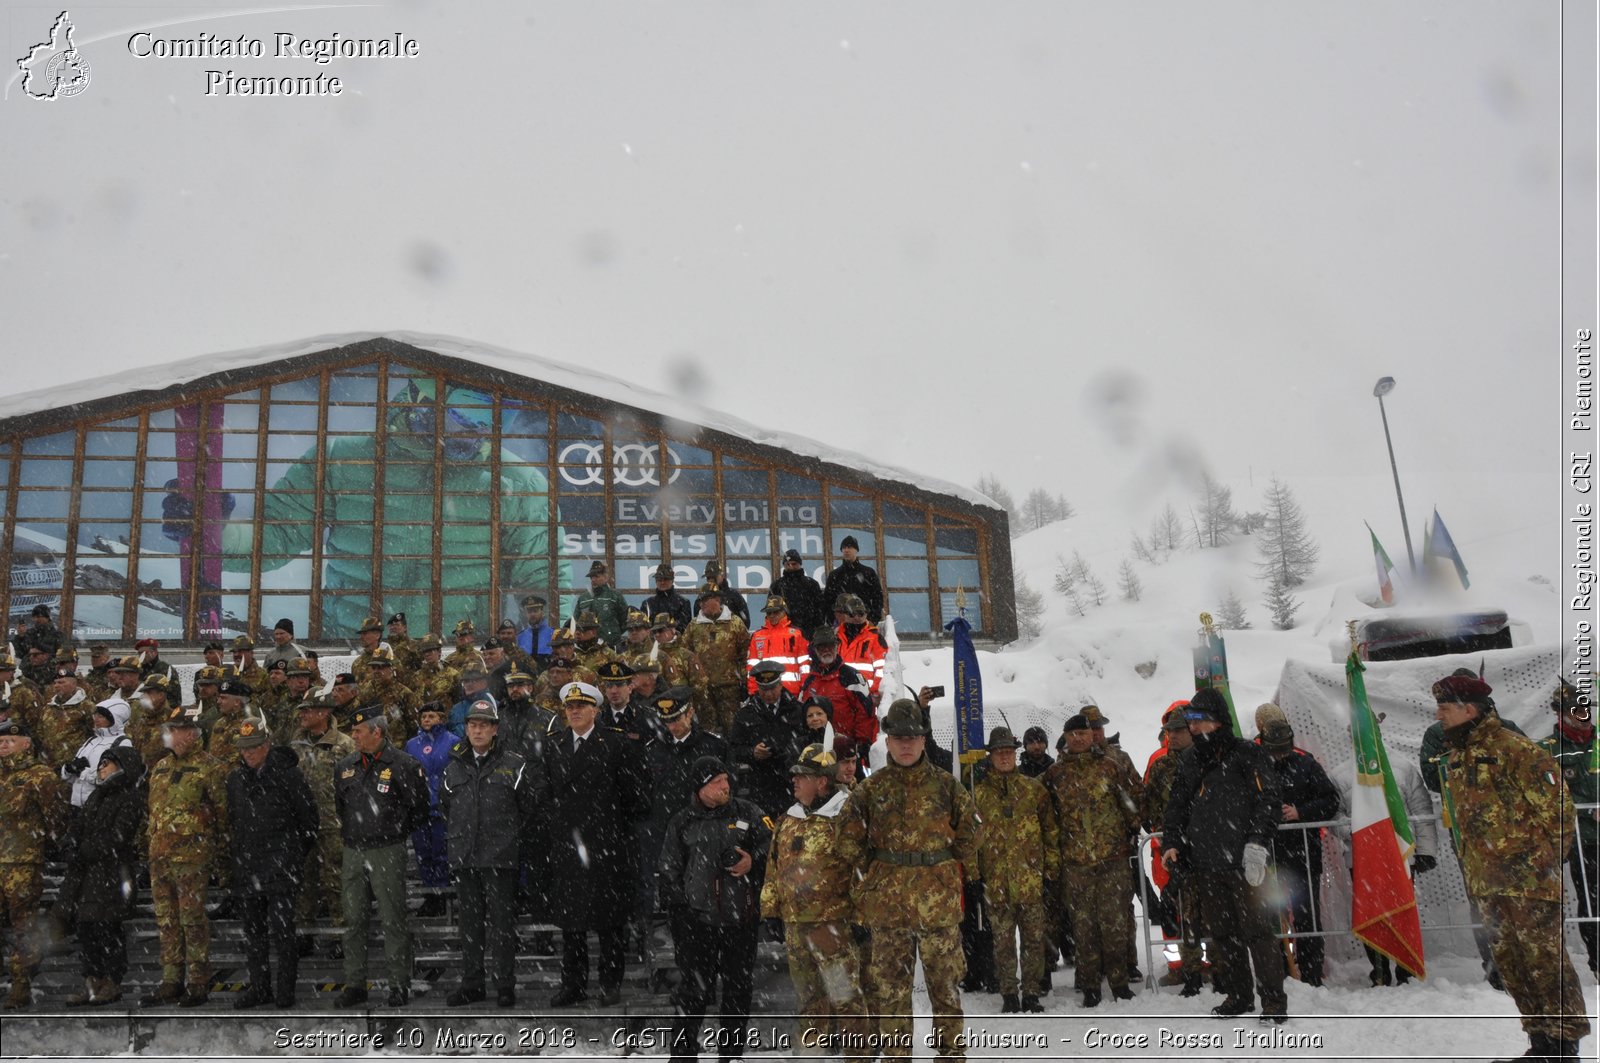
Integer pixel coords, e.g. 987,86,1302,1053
0,330,999,511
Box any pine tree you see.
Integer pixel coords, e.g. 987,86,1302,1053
1149,503,1185,553
1071,551,1107,606
1216,588,1250,629
1022,489,1056,532
1254,477,1320,586
1129,531,1156,565
1054,493,1076,521
1196,471,1238,548
1264,572,1301,630
1117,559,1142,602
976,474,1021,534
1052,554,1077,597
1014,574,1046,640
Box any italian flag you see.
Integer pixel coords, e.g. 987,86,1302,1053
1366,522,1396,605
1346,653,1425,978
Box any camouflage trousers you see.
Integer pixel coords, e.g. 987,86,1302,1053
1481,894,1592,1041
698,683,745,737
1061,859,1132,991
987,900,1047,997
783,921,870,1061
296,826,345,926
868,924,964,1062
150,861,210,989
0,863,43,979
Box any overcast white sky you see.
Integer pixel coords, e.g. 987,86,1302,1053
0,1,1577,527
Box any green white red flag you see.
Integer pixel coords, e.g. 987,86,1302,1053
1366,522,1396,605
1346,652,1425,978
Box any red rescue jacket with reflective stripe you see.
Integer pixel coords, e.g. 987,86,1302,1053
800,659,877,745
746,619,811,695
837,623,887,697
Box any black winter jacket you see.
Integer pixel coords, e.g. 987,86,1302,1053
56,745,144,923
644,726,729,847
726,693,809,817
1161,732,1281,874
658,795,772,926
771,571,827,639
1264,746,1339,871
638,590,693,634
227,745,319,895
334,744,431,850
440,740,536,871
823,561,884,623
537,725,650,929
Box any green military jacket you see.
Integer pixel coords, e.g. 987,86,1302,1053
147,745,229,865
36,694,92,772
0,752,66,864
575,585,632,647
973,767,1057,906
1141,749,1182,833
654,641,694,688
760,789,855,924
1042,748,1141,868
573,640,618,675
836,754,980,929
683,614,750,691
291,723,356,834
407,661,459,706
361,676,422,741
1445,716,1574,902
1541,724,1599,845
206,709,264,761
387,635,422,676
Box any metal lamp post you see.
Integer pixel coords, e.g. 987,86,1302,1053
1372,376,1417,573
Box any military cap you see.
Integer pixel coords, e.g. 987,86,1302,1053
218,677,252,698
234,718,270,750
387,612,407,626
1162,711,1190,733
763,596,788,615
418,634,443,652
698,582,723,599
204,641,227,653
783,549,803,564
497,619,517,633
483,637,506,652
53,646,79,664
453,620,475,637
561,681,601,707
587,560,609,577
703,560,724,579
287,657,316,678
30,605,50,618
369,646,396,666
986,725,1022,751
650,613,676,633
274,618,296,635
108,655,141,674
138,674,173,695
596,660,634,684
163,705,202,730
1260,721,1296,753
575,611,601,630
216,664,240,681
653,688,691,721
1431,673,1493,705
1023,725,1049,744
521,595,547,609
464,699,499,723
134,637,158,650
790,743,837,776
333,672,358,687
831,734,859,761
653,562,675,580
881,698,928,737
626,610,650,630
297,696,335,713
194,666,222,686
1081,704,1109,726
1553,677,1590,717
0,655,16,670
839,535,859,551
1185,688,1231,726
417,700,448,718
230,635,255,652
460,668,489,683
750,660,785,687
359,616,383,634
506,668,535,685
634,658,662,675
267,658,288,674
810,626,839,648
1062,713,1091,733
348,706,387,730
691,754,731,789
0,718,30,738
836,594,866,616
550,630,576,649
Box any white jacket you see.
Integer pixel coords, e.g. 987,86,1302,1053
63,696,131,807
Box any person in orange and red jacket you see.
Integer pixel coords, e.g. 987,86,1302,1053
745,596,810,696
798,628,875,759
833,595,887,708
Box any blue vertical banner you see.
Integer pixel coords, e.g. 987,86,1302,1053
946,611,985,767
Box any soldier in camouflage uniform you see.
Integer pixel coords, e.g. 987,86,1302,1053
38,664,92,773
143,705,229,1007
617,610,655,672
1434,673,1591,1060
230,636,268,693
190,667,223,734
255,658,292,724
0,720,68,1009
407,635,459,705
106,656,145,715
651,613,694,689
0,655,45,734
761,743,871,1061
207,678,266,760
973,726,1057,1013
494,619,537,678
360,648,421,742
836,699,980,1062
351,616,392,687
386,613,422,676
1081,703,1145,977
1540,677,1599,974
572,612,617,674
1140,707,1205,994
130,675,176,769
290,697,354,940
81,645,115,704
682,585,750,737
443,620,486,675
1042,713,1142,1006
532,634,599,723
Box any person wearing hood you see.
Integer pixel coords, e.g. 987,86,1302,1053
1019,726,1054,779
835,699,980,1061
1432,672,1590,1062
1160,688,1286,1024
56,744,144,1007
682,584,750,737
225,720,319,1009
404,703,456,918
61,696,132,808
659,755,772,1063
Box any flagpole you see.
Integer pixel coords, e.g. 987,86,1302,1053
1372,377,1417,574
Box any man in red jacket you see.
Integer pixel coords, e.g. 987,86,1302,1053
745,597,809,696
833,595,887,708
798,628,876,759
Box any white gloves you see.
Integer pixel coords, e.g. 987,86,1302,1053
1242,842,1270,887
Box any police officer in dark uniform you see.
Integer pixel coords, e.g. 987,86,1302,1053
333,707,431,1008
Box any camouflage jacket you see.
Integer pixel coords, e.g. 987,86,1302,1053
5,682,44,732
361,677,421,740
442,647,485,675
973,768,1058,905
147,744,229,865
236,660,268,693
836,754,980,928
290,723,356,833
573,640,618,675
387,634,422,676
126,701,168,769
407,661,459,706
654,641,694,688
1540,725,1599,845
682,613,750,691
351,647,392,688
0,751,67,864
1042,748,1142,867
1141,749,1182,833
206,709,267,761
760,789,855,924
80,667,114,706
618,642,656,673
37,693,93,772
1446,716,1574,902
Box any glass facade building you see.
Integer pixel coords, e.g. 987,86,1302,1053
0,337,1014,644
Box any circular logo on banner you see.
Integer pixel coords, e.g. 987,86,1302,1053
559,443,683,488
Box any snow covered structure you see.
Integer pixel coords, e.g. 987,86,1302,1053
0,333,1014,645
